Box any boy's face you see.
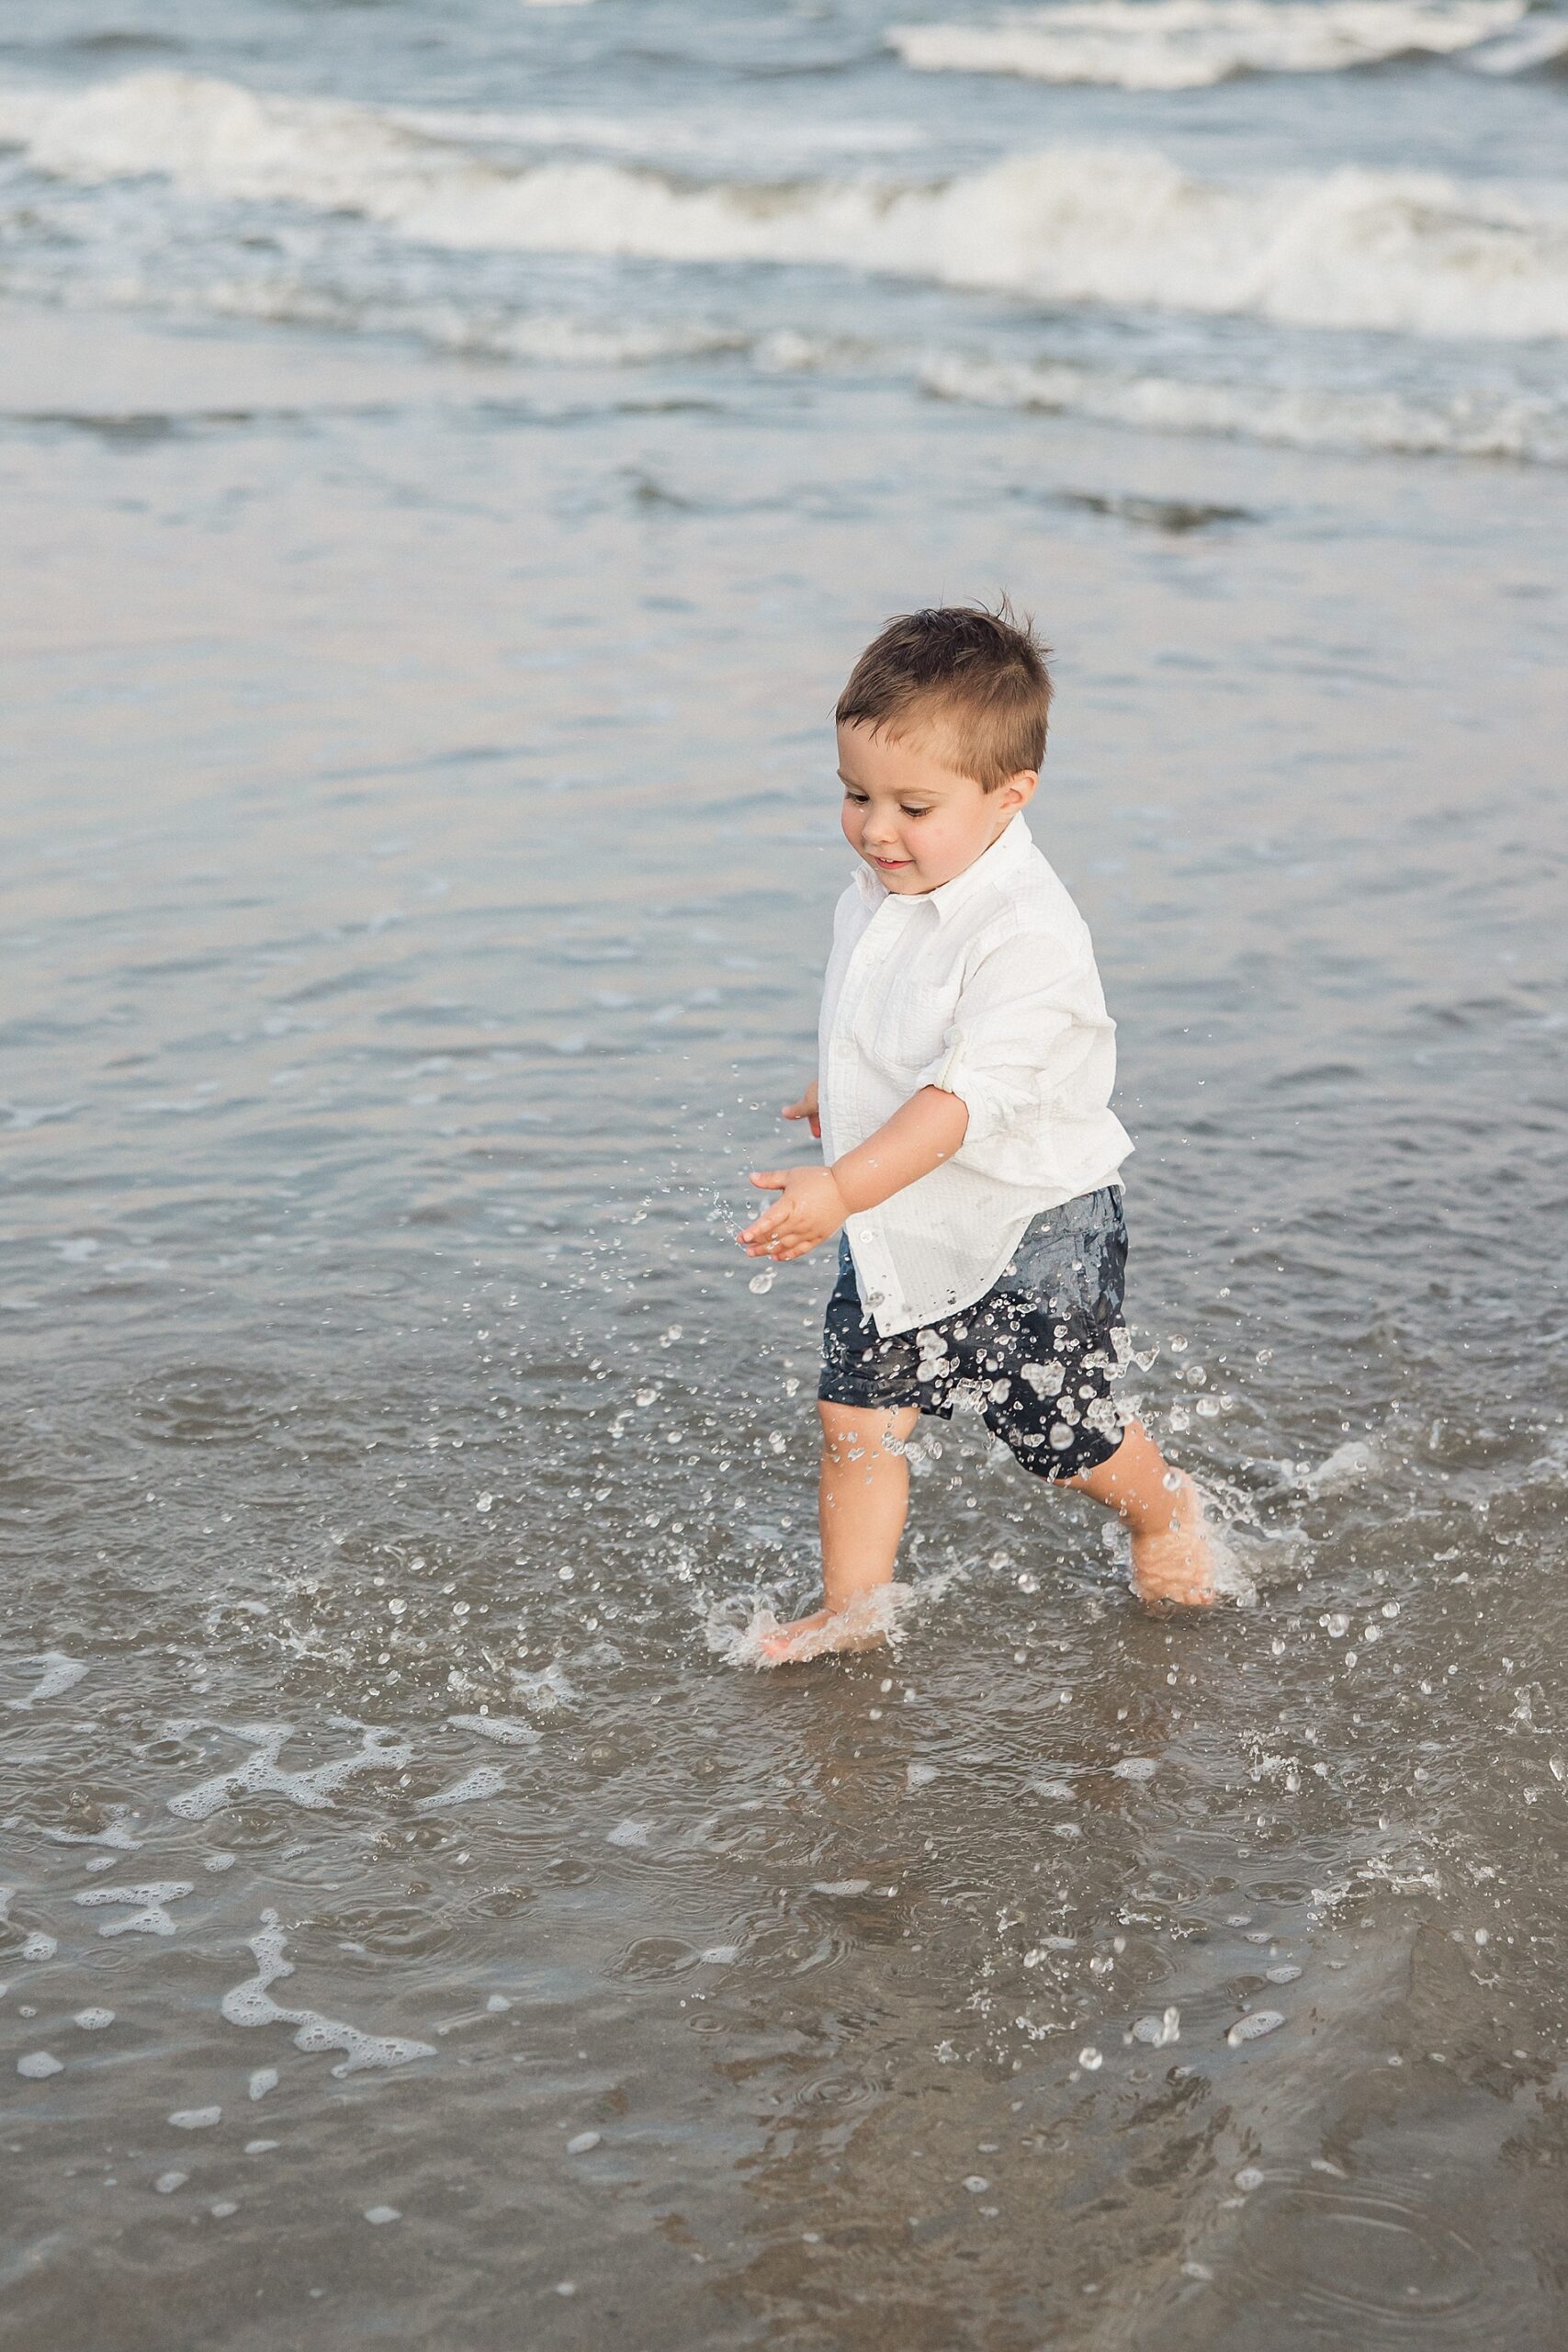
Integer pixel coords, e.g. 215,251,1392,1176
837,718,1037,896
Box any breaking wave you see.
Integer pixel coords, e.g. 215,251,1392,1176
4,70,1568,342
887,0,1557,92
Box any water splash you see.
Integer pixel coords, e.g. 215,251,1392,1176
705,1580,915,1668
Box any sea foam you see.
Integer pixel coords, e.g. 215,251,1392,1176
165,1721,412,1818
6,71,1568,345
889,0,1530,91
919,352,1568,468
6,1652,89,1710
220,1911,435,2078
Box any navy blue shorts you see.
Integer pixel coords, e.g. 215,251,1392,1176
818,1186,1129,1483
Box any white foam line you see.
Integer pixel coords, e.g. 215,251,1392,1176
6,1652,89,1710
919,351,1568,466
890,0,1524,92
447,1713,540,1747
220,1912,435,2078
165,1724,412,1819
73,1882,194,1937
413,1765,506,1812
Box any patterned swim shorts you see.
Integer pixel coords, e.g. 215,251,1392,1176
817,1185,1129,1483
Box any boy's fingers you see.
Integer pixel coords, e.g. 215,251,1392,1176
809,1114,821,1137
749,1170,786,1191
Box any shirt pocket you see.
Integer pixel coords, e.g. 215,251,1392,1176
852,977,953,1076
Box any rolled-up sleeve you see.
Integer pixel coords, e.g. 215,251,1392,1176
914,928,1106,1152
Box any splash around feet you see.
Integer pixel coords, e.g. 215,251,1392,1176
706,1582,914,1668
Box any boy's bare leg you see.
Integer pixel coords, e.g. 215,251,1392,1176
1067,1419,1215,1607
757,1401,921,1663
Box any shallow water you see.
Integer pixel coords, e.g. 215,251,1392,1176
3,3,1568,2337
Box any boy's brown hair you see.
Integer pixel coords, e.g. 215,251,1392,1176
835,598,1053,792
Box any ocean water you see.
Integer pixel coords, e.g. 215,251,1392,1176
3,2,1568,2346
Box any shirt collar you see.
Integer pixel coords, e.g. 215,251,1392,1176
853,813,1033,924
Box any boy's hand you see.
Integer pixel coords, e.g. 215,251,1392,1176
739,1165,845,1261
782,1080,820,1140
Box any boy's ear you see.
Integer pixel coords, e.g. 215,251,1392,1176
1002,769,1039,810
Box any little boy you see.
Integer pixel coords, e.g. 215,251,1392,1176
738,603,1215,1663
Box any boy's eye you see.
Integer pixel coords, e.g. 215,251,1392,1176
900,806,931,818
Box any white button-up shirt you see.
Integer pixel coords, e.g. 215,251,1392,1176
817,814,1131,1338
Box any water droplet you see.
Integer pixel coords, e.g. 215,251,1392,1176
1132,2007,1180,2046
749,1269,776,1295
1077,2046,1103,2071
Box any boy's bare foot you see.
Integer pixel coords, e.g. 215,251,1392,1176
1130,1472,1216,1609
756,1587,906,1665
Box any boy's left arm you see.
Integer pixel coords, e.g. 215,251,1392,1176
738,1086,968,1262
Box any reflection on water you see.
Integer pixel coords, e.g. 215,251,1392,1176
3,314,1567,2347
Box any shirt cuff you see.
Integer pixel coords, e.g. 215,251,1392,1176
914,1025,1025,1149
